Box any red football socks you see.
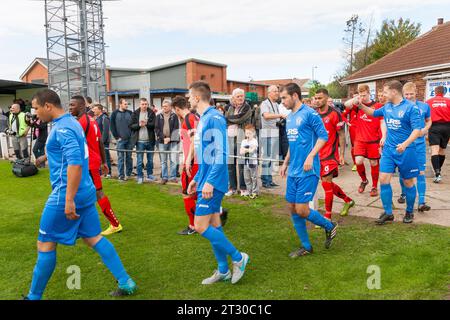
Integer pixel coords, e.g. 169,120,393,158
332,183,352,203
183,197,196,227
371,163,380,189
98,196,120,227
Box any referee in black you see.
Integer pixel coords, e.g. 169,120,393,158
426,86,450,183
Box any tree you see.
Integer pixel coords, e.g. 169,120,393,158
342,15,366,75
369,18,421,63
308,80,326,98
327,78,348,99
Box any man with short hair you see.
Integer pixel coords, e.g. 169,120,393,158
279,83,338,258
130,98,156,184
260,85,286,188
344,85,384,197
92,104,112,177
187,81,249,285
397,82,432,212
315,89,355,220
426,85,450,183
69,96,123,236
155,99,180,184
8,103,30,160
110,99,133,181
359,80,421,224
25,89,136,300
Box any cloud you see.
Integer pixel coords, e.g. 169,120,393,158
102,0,443,38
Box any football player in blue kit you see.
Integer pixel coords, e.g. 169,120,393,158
24,89,136,300
397,82,432,213
279,83,338,258
358,81,422,225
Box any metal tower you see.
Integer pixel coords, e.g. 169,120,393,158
44,0,107,108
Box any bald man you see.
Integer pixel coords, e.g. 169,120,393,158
8,103,30,160
260,85,286,188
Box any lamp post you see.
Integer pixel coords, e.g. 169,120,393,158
312,66,318,82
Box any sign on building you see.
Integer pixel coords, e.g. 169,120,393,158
426,79,450,100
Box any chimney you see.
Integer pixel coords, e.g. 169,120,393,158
437,18,444,25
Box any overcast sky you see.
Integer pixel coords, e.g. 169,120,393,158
0,0,449,84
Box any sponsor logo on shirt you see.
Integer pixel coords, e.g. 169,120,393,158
304,192,313,196
198,204,209,208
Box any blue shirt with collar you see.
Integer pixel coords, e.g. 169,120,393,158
373,99,422,149
193,106,229,193
286,104,328,178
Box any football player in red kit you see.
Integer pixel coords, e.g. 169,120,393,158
344,85,385,197
315,89,355,219
69,96,123,236
342,93,359,171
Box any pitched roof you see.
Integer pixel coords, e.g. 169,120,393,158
20,57,81,80
251,78,310,91
342,21,450,84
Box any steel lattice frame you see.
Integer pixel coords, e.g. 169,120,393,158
44,0,107,108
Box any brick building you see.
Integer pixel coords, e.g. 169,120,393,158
342,19,450,101
251,78,311,97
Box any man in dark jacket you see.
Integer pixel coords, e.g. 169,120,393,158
130,98,156,184
155,99,180,184
225,88,253,196
93,103,112,176
110,99,133,181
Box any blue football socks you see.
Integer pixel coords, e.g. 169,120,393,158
202,226,242,263
291,213,312,251
28,250,57,300
306,209,334,231
212,226,229,274
93,237,130,286
405,184,417,213
417,174,426,205
380,184,393,215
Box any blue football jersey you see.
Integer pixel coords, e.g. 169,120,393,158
193,106,229,194
45,113,96,208
285,105,328,178
373,99,422,149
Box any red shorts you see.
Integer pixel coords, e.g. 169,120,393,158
320,159,339,178
182,163,199,196
89,169,103,191
354,140,380,160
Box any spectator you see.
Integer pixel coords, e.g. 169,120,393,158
260,85,285,188
86,97,95,117
225,88,253,196
27,112,48,167
130,98,156,184
92,103,112,177
110,98,133,181
240,124,259,199
155,99,180,184
8,103,29,160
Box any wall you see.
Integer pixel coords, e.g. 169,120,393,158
151,64,186,89
21,62,48,84
186,62,227,93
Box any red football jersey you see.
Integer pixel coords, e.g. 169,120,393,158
426,94,450,123
181,112,199,164
342,105,358,127
353,101,382,143
318,107,344,161
78,113,102,170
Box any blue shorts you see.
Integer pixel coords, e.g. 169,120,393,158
286,175,319,204
380,147,419,179
195,190,224,216
415,144,427,172
38,204,102,246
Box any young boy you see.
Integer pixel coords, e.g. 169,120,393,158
240,124,259,199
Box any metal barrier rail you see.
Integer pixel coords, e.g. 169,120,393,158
105,147,282,163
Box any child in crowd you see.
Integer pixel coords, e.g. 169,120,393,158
240,124,259,199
